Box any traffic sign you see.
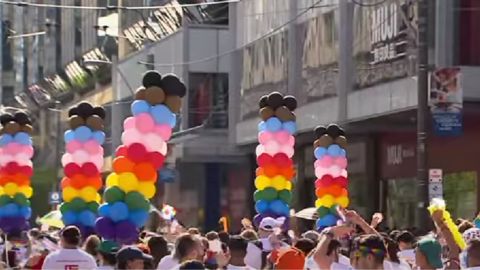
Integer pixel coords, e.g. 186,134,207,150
428,169,443,200
49,191,61,205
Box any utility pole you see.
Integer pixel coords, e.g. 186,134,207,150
0,4,3,105
416,0,430,231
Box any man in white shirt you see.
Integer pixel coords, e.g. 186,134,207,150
157,233,204,269
41,226,96,270
226,235,248,270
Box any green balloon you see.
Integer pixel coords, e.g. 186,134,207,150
263,188,278,201
60,202,71,213
278,190,292,204
87,202,99,214
13,193,28,206
253,190,262,201
70,198,87,212
104,187,125,203
0,195,11,206
125,191,149,210
317,206,330,217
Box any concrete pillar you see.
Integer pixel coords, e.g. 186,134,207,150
338,0,354,122
435,0,455,67
287,0,300,96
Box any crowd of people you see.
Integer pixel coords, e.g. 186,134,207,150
0,207,478,269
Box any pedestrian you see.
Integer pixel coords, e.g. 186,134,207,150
226,235,247,270
116,246,152,270
156,233,204,269
294,238,316,256
96,240,119,270
178,260,206,270
414,238,443,270
41,226,96,270
465,238,480,269
147,235,169,267
383,236,410,270
350,234,387,270
83,234,101,258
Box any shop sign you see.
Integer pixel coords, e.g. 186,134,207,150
386,144,415,166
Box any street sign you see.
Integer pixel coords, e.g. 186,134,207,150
428,169,443,200
49,191,61,205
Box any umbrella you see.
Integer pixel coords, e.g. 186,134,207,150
294,207,318,220
37,210,64,229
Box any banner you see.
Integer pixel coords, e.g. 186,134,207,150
430,67,463,136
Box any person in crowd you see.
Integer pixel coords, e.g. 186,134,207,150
275,246,306,270
465,238,480,269
396,230,416,265
96,240,119,270
178,260,206,270
226,235,247,270
351,234,387,270
83,234,101,259
188,228,201,235
41,226,96,270
147,235,169,267
205,231,219,241
414,237,443,270
383,236,410,270
156,233,205,269
458,220,475,233
294,238,316,256
302,230,321,244
239,229,258,242
218,231,230,245
116,246,153,270
2,249,19,269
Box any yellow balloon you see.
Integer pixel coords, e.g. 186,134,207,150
81,187,97,202
285,181,292,191
138,182,156,199
271,176,286,190
106,173,119,187
315,199,322,209
336,196,349,208
0,186,4,196
4,183,18,196
19,186,33,198
117,172,138,192
320,195,334,208
255,175,271,190
96,193,101,203
63,187,78,202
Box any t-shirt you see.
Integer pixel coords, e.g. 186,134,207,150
156,254,179,270
226,264,247,270
41,248,96,270
384,260,411,270
96,266,114,270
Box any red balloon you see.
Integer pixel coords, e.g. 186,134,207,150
64,163,81,178
148,152,165,169
19,166,33,177
334,176,348,188
82,162,99,177
257,153,273,167
272,153,292,167
127,143,147,163
116,145,128,157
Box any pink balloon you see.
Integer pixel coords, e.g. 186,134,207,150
61,153,73,167
3,143,21,155
72,150,90,164
135,113,155,133
255,145,265,157
264,141,280,154
24,145,34,159
121,129,142,146
91,154,104,171
258,131,273,144
280,145,294,158
315,156,334,168
154,124,172,141
315,167,329,179
329,166,342,177
66,140,82,153
335,157,348,169
142,133,165,152
274,131,290,144
286,136,295,147
341,169,348,178
84,140,101,155
123,117,136,130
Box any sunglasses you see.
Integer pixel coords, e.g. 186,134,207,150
352,245,385,259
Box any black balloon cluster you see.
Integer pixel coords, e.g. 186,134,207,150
0,112,33,135
313,124,347,149
258,92,297,121
68,102,106,131
135,71,187,113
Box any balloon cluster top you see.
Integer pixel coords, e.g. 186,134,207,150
134,71,186,113
0,112,33,135
313,124,347,148
68,102,106,131
258,92,297,121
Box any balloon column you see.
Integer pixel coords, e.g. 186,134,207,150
95,71,185,244
313,124,349,230
0,112,34,234
253,92,297,229
60,102,106,236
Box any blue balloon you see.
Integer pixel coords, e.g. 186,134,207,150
314,147,328,159
151,105,174,125
131,100,150,116
92,131,106,144
327,144,342,157
317,214,338,228
0,134,13,146
62,211,77,225
19,206,32,219
255,200,269,214
339,149,347,158
14,132,31,145
168,114,177,129
265,117,282,132
64,130,75,143
258,121,266,132
98,203,110,217
128,210,149,228
79,210,96,227
109,202,129,222
270,200,288,216
3,203,19,217
282,121,297,134
74,126,93,142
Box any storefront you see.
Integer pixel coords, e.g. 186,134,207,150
378,115,480,229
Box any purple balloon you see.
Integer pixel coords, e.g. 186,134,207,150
95,217,115,240
115,221,138,244
0,217,29,233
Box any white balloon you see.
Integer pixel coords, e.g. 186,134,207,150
61,153,73,167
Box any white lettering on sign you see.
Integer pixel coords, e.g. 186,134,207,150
386,144,415,165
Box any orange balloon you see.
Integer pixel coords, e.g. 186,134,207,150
280,166,295,179
330,185,343,197
11,173,29,186
61,177,72,189
70,174,87,189
256,168,264,177
134,162,157,181
263,164,279,178
315,187,327,198
88,176,102,190
0,176,10,186
113,157,135,173
340,188,348,197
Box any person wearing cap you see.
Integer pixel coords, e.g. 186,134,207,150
116,246,153,270
96,241,119,270
414,237,443,270
41,226,96,270
275,247,306,270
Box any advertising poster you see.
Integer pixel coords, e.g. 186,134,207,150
430,67,463,136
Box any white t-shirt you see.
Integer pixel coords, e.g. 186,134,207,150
96,266,114,270
384,260,411,270
226,264,247,270
157,254,179,270
42,248,96,270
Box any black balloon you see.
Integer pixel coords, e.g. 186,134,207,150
259,95,268,109
177,83,187,98
92,107,106,119
338,128,346,137
326,124,341,138
314,126,327,138
142,70,162,88
68,107,78,117
283,95,297,111
161,75,183,96
267,92,284,109
14,112,31,125
77,102,94,118
0,114,14,126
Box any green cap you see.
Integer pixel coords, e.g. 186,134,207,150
417,237,443,269
97,240,120,254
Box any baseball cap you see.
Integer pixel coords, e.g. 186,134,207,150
97,240,120,254
275,247,305,270
417,238,443,269
463,228,480,244
116,246,153,263
60,226,81,244
259,217,285,231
